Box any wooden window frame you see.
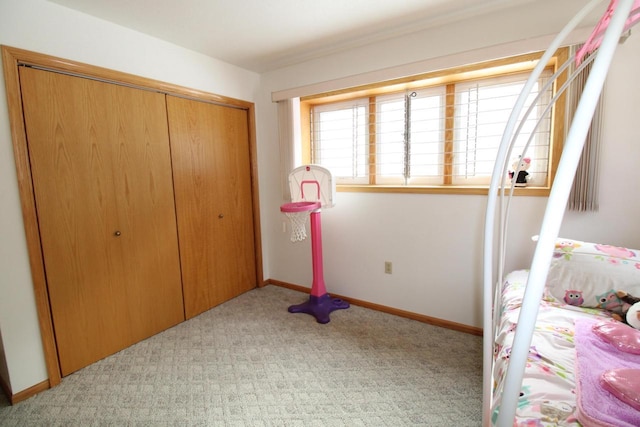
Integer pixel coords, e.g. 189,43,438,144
300,48,569,196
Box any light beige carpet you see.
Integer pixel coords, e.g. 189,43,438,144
0,285,482,426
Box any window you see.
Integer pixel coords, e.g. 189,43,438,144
453,73,552,186
312,99,368,184
301,50,567,194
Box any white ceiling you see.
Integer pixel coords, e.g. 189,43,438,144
48,0,537,73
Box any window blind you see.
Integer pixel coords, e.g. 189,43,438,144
310,69,554,187
453,73,553,185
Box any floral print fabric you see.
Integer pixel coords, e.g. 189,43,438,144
492,270,611,426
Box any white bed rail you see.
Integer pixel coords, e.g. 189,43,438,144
482,0,636,425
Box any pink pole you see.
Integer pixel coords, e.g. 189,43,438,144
284,199,349,323
309,211,327,297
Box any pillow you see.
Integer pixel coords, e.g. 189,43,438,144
545,237,640,308
600,369,640,412
592,321,640,354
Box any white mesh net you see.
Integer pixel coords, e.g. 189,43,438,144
285,211,311,242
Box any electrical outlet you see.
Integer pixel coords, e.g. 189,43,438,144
384,261,392,274
282,221,287,233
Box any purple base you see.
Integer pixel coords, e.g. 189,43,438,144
288,293,350,324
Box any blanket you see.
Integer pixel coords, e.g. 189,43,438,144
574,318,640,426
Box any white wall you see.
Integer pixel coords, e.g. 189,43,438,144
561,32,640,247
0,0,260,394
258,0,640,332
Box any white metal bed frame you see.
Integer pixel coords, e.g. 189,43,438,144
482,0,639,425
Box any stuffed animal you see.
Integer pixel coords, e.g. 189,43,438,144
627,302,640,329
597,290,640,326
508,156,531,187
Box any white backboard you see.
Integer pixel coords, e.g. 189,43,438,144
288,165,335,208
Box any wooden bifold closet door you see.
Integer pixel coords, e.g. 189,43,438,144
19,67,185,376
167,96,257,319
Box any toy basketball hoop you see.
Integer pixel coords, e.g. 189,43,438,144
281,165,334,243
279,165,349,323
280,201,320,242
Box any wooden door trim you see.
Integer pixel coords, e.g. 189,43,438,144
1,45,264,389
246,105,264,287
2,46,61,387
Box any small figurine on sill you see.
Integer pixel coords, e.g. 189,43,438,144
508,156,531,187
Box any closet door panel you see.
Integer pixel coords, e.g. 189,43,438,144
167,96,256,319
19,67,184,376
109,87,186,340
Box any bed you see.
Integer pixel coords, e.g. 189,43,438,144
483,0,640,425
492,242,640,426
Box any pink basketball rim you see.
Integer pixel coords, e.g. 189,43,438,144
280,201,321,213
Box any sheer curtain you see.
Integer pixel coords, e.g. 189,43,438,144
277,98,301,202
566,45,604,212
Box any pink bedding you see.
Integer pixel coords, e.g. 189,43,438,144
574,318,640,426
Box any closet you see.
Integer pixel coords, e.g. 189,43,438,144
168,96,257,319
10,50,260,378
